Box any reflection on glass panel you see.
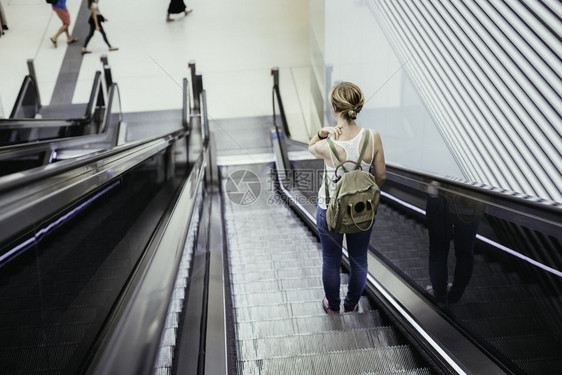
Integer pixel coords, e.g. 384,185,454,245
370,177,562,374
0,164,166,373
322,0,462,179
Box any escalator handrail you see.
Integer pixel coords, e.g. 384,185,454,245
0,118,81,128
0,83,179,193
9,75,39,118
0,84,123,168
83,70,103,121
7,72,103,124
86,134,209,375
0,132,183,251
272,83,291,137
0,129,184,194
182,77,190,130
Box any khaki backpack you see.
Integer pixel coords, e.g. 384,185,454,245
325,130,380,233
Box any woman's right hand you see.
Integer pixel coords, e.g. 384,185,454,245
319,125,343,140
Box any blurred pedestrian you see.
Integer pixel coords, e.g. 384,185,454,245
50,0,78,47
166,0,192,22
81,0,118,54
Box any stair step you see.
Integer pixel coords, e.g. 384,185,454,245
236,311,385,340
235,298,377,322
237,346,430,375
237,327,404,360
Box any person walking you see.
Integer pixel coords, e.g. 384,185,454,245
50,0,78,47
81,0,118,55
308,82,386,314
166,0,192,22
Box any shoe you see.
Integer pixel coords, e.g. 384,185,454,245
425,285,434,296
426,282,452,296
322,297,339,314
81,49,92,55
50,37,57,48
67,38,78,44
109,47,119,51
166,17,174,22
344,304,358,313
185,8,193,15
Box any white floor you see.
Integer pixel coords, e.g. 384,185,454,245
0,0,311,139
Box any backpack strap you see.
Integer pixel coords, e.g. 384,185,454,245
356,129,371,169
324,164,330,204
327,136,349,173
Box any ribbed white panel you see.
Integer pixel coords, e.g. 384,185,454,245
368,0,562,202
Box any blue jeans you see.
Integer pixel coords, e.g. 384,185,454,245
316,206,374,311
426,197,480,305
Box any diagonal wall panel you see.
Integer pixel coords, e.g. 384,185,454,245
368,0,562,202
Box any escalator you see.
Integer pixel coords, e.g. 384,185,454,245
222,162,435,374
1,71,105,146
286,138,562,375
1,61,560,375
271,70,562,374
0,67,196,374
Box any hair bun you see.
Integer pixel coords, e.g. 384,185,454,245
348,110,356,119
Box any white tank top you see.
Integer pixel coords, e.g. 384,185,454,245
317,128,375,210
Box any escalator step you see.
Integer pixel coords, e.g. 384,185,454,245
237,346,431,375
236,310,385,340
229,248,321,265
231,257,322,271
235,297,377,322
231,265,322,282
237,327,403,360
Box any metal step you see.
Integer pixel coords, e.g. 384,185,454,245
236,346,430,375
237,326,404,360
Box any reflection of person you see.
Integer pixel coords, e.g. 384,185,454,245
50,0,78,47
308,82,386,314
426,194,482,308
81,0,118,55
166,0,193,22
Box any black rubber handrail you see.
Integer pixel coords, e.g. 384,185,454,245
9,75,39,118
7,71,103,123
85,132,209,375
82,70,104,122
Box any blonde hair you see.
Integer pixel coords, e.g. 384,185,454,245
329,82,364,122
